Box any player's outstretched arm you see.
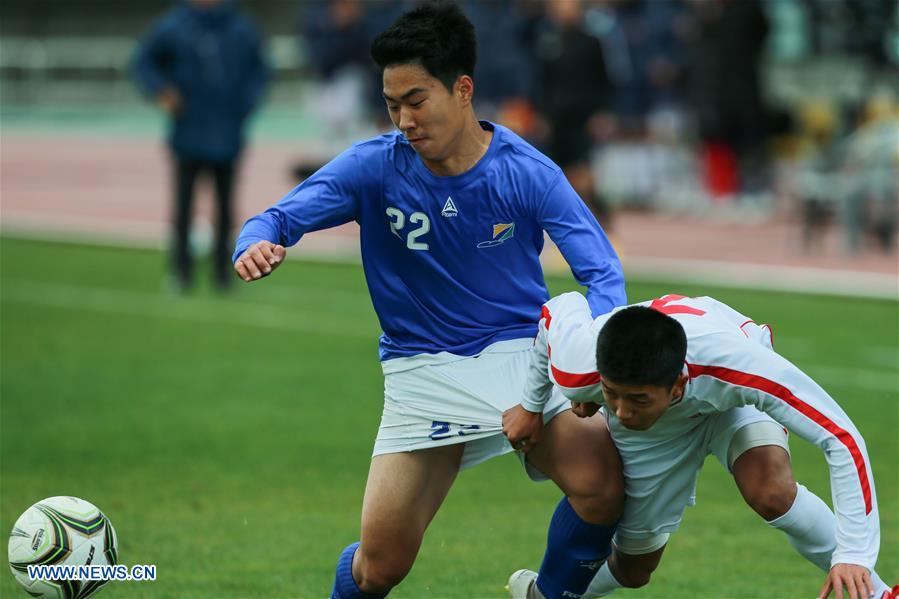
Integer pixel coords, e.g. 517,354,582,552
234,241,286,282
818,563,874,599
694,331,882,585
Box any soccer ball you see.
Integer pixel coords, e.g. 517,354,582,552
8,496,118,598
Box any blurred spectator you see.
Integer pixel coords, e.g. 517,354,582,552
685,0,769,201
793,101,841,249
302,0,369,80
131,0,269,292
360,0,413,129
840,97,898,252
464,0,535,124
590,0,689,124
795,96,898,254
808,0,894,65
583,0,694,209
300,0,373,135
294,0,541,143
533,0,613,224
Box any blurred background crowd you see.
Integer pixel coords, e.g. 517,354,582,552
2,0,897,259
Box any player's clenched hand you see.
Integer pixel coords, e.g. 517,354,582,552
818,563,874,599
234,241,286,282
571,401,600,418
502,404,543,454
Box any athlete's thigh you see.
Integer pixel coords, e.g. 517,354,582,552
360,443,465,559
708,405,789,473
728,423,794,519
710,408,794,518
526,410,622,498
732,445,795,507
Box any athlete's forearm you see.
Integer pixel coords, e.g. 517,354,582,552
233,210,287,264
538,172,626,317
521,326,553,413
583,263,626,316
556,239,625,317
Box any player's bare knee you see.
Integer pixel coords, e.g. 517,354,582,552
568,480,624,524
745,484,796,521
557,450,624,524
734,445,796,520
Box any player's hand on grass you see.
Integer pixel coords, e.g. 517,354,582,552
818,563,874,599
502,404,543,453
235,241,286,282
570,401,600,418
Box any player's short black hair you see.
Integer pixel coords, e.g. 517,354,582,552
596,306,687,389
370,1,476,92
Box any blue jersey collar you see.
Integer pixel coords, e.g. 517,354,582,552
409,121,500,187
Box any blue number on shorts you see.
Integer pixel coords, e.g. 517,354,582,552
457,424,480,436
429,421,452,440
429,421,480,440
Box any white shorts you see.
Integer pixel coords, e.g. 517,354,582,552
374,339,570,478
609,405,790,552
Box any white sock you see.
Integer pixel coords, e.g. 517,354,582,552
767,483,837,572
767,487,891,594
583,562,623,598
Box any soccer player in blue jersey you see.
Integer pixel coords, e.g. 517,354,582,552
233,4,626,599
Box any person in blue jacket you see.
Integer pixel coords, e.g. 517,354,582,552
234,4,627,599
132,0,268,291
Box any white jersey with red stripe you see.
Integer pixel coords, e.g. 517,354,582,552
522,291,881,570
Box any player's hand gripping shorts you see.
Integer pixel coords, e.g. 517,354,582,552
375,339,570,479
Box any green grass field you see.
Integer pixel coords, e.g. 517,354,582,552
1,236,896,598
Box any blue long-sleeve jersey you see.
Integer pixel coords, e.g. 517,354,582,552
235,122,625,360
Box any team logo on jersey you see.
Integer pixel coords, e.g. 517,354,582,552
477,222,515,248
441,196,458,217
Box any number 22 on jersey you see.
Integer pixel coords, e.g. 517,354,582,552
386,207,430,251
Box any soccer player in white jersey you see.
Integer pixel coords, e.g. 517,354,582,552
504,292,897,599
233,4,627,599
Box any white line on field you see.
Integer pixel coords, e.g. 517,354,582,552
1,280,374,339
621,256,898,301
3,280,896,392
802,364,898,394
3,227,897,299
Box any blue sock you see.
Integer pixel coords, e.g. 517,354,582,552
535,497,616,599
330,542,388,599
